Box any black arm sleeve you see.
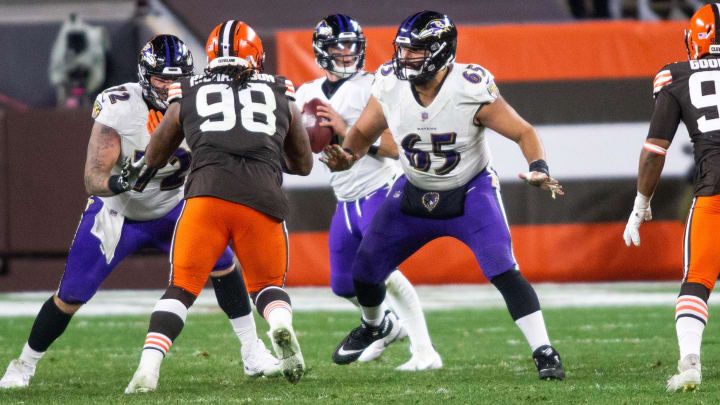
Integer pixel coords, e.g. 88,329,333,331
646,90,682,142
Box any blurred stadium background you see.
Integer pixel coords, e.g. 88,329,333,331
0,0,708,294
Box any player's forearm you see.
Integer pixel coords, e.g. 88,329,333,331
84,170,115,197
516,128,546,165
637,150,665,197
342,125,378,158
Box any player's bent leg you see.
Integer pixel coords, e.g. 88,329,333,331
125,286,196,394
210,260,280,378
0,294,82,389
253,286,304,384
490,270,564,380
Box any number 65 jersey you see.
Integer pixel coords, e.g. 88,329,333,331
650,58,720,196
169,72,295,221
372,62,498,191
92,82,190,221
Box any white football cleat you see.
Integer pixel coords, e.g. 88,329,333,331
666,354,701,392
124,367,159,394
396,348,442,371
242,338,281,377
268,323,305,384
0,359,35,389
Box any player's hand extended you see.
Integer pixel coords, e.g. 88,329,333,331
518,171,564,199
623,193,652,246
320,144,358,172
316,105,348,138
147,110,164,134
113,156,148,192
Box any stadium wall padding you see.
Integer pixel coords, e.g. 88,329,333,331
276,21,687,87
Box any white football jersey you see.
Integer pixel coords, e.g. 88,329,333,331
92,82,190,221
295,72,401,201
372,62,497,190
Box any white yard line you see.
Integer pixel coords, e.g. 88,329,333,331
1,282,716,317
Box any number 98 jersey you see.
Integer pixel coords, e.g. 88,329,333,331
372,62,497,191
92,82,190,221
650,59,720,196
170,72,295,220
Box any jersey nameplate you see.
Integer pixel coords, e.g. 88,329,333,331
690,59,720,70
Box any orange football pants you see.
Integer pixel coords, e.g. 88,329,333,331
684,195,720,291
171,196,288,296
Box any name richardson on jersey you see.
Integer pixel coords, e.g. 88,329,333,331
690,58,720,70
189,73,277,87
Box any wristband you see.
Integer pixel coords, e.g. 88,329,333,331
529,159,549,176
367,145,379,156
108,175,127,194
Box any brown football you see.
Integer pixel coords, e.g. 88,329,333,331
301,98,333,153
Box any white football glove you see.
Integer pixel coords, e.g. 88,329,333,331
623,192,652,246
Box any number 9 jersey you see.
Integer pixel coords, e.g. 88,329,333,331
92,82,190,221
650,59,720,196
169,72,295,221
371,62,497,191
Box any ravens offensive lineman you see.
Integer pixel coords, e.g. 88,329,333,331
322,11,565,379
624,3,720,392
295,13,438,369
0,35,279,390
126,21,312,392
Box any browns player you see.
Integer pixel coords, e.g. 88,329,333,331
0,34,281,390
624,3,720,392
125,21,312,392
295,13,437,369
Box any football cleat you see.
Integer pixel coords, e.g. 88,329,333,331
124,367,159,394
396,348,443,371
333,310,403,365
241,338,282,377
268,324,305,384
0,359,35,389
666,354,701,392
532,345,565,380
358,311,407,362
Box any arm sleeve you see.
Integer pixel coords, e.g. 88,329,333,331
646,90,682,142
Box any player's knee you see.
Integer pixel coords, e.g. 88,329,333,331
210,263,236,278
162,285,198,308
53,294,83,315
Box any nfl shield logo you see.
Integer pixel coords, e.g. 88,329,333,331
421,112,429,121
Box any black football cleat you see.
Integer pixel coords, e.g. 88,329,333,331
532,345,565,380
332,311,402,365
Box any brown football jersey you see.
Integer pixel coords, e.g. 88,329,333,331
171,72,295,220
649,58,720,196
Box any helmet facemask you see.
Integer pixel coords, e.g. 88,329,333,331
314,38,366,79
392,39,454,85
137,35,193,110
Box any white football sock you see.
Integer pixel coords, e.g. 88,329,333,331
385,270,433,353
138,348,164,372
677,317,705,360
515,310,551,352
229,313,258,347
345,296,360,308
266,305,293,330
18,342,44,368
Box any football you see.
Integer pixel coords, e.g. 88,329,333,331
301,98,333,153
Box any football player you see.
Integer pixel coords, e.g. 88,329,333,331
322,11,565,379
125,21,312,392
624,3,720,392
0,35,280,390
295,14,438,369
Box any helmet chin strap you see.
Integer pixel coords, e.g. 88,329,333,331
329,60,357,79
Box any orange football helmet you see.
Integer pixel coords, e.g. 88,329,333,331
685,4,720,60
206,20,264,71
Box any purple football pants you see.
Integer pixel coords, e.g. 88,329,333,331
328,184,392,297
352,169,518,286
57,197,234,304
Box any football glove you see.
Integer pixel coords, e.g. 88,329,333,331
623,192,652,246
147,109,164,134
108,156,147,194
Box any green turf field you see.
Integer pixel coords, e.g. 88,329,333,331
0,307,717,404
